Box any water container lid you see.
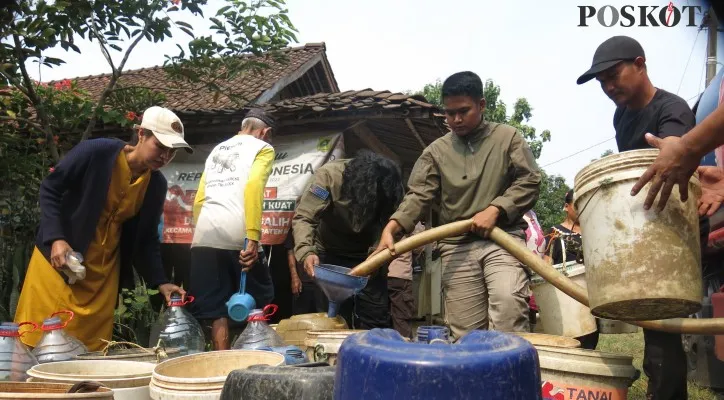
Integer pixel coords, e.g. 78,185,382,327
1,321,38,337
42,316,64,330
0,323,19,337
169,294,194,307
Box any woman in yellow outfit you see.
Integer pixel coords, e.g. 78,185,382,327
15,106,191,351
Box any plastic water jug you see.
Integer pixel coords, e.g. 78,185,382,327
0,322,38,381
32,311,87,363
157,294,205,355
232,305,286,350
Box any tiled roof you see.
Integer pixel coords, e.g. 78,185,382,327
61,43,334,111
265,89,440,119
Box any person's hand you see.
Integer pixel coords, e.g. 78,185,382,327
158,283,186,305
630,134,700,211
370,220,403,258
50,240,73,269
239,239,259,272
291,276,302,296
471,206,500,238
303,254,320,278
371,229,398,258
697,166,724,216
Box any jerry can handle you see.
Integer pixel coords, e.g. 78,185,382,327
51,310,74,328
17,321,38,337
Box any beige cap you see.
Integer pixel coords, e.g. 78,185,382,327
135,106,193,153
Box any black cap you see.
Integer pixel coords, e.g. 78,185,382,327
245,108,277,130
577,36,645,85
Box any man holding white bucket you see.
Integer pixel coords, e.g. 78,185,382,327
577,35,703,400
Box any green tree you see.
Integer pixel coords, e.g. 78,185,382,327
411,78,551,159
534,171,571,232
591,149,615,162
0,0,297,162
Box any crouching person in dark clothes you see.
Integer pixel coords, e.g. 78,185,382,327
292,150,405,329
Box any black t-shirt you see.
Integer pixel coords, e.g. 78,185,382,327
614,88,695,152
613,87,709,241
545,224,583,265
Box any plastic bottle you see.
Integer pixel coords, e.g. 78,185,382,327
157,294,205,355
0,322,39,381
232,304,286,350
32,311,88,363
62,251,86,284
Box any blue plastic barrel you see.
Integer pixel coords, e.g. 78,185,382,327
334,329,542,400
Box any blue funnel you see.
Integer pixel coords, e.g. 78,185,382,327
314,264,368,318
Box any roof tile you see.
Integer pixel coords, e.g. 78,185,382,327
54,44,329,111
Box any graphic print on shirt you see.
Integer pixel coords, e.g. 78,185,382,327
210,152,239,173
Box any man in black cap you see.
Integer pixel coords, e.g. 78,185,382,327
188,108,277,350
578,35,699,400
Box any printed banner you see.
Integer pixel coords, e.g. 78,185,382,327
158,132,344,245
261,132,344,244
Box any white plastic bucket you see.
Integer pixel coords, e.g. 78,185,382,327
25,360,154,400
537,346,638,400
574,149,703,321
512,332,581,349
150,350,284,400
530,261,598,338
0,382,114,399
303,330,365,365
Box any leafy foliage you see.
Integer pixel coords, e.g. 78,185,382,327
0,0,298,161
1,1,296,341
411,78,551,159
592,149,615,162
534,170,571,232
114,283,160,345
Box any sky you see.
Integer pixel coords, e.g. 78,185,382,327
28,0,724,186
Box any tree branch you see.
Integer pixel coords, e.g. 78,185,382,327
11,33,59,162
90,12,116,73
0,71,30,97
81,22,149,141
0,115,52,136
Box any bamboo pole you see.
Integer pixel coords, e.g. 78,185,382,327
349,220,724,335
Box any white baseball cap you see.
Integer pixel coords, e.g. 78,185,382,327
135,106,193,153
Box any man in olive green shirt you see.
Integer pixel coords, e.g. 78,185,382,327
376,71,541,338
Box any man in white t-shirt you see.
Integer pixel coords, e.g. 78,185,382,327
188,108,276,350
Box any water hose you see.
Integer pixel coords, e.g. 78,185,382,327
349,220,724,335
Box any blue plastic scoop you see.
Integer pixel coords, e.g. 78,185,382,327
313,264,368,318
227,239,256,322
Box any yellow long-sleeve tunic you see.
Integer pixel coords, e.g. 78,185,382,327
15,152,150,351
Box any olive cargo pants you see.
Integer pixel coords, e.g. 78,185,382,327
439,236,532,339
